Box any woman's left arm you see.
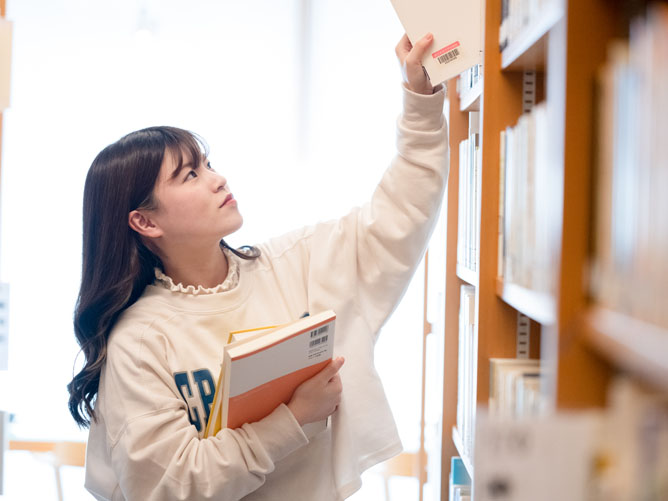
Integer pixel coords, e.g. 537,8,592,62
306,34,449,335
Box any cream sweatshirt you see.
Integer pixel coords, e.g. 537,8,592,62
84,82,448,501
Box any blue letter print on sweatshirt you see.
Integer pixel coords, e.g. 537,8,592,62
173,369,215,432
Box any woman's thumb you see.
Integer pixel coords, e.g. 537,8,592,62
321,357,344,380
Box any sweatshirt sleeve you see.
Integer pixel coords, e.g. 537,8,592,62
308,82,448,335
99,325,308,501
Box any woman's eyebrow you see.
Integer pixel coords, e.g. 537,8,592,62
170,161,195,180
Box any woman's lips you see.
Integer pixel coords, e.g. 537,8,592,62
221,194,236,207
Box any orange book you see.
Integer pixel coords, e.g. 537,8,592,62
204,310,336,437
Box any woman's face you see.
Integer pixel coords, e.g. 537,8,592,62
147,148,243,246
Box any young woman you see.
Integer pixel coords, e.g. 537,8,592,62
68,33,448,500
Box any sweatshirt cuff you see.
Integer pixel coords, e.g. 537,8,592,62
401,81,446,131
246,403,308,462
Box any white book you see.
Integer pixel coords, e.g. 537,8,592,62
388,0,483,86
205,311,335,437
489,358,540,416
458,140,468,267
498,130,507,279
504,127,515,283
0,20,12,111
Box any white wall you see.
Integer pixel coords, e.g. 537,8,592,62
0,1,427,499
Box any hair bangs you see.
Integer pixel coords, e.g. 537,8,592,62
164,128,210,180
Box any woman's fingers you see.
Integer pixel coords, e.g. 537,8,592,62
396,32,435,95
395,33,413,60
405,33,433,66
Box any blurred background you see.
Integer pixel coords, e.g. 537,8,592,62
0,0,432,499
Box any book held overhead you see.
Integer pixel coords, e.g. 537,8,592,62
388,0,483,85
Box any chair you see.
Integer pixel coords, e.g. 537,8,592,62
375,450,427,501
9,440,86,501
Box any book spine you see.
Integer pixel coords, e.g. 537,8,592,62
590,8,668,329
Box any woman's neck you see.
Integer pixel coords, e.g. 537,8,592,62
160,242,229,289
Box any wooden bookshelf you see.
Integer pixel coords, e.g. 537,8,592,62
496,279,556,326
430,0,668,497
459,79,482,112
552,0,621,409
501,0,564,71
440,76,468,501
456,264,478,287
451,427,474,480
583,307,668,391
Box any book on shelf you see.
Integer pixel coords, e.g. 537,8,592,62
449,457,472,501
498,130,507,280
456,285,477,460
489,358,544,418
457,112,481,274
591,5,668,330
388,0,483,86
474,377,668,500
204,310,336,437
499,0,557,52
595,377,668,500
0,19,12,111
499,102,557,295
459,63,483,107
474,409,605,501
469,112,480,272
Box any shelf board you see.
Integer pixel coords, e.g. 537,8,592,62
451,427,474,480
583,306,668,390
456,264,479,287
496,278,556,325
459,79,482,112
501,2,564,71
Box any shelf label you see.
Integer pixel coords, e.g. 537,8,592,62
474,411,602,501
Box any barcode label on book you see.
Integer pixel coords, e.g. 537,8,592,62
437,48,459,64
309,334,329,348
433,41,461,65
310,325,329,338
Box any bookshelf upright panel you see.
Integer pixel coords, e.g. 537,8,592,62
553,0,621,409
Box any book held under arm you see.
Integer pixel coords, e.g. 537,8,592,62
205,310,336,437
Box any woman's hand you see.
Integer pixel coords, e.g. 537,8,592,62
287,357,344,426
396,33,436,95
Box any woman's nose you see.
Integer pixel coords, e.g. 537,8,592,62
212,172,228,192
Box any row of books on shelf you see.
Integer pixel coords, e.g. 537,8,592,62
458,64,482,108
590,4,668,331
449,457,471,501
456,285,477,460
456,282,548,461
498,101,558,295
457,112,481,273
460,64,482,93
458,356,547,459
473,377,668,500
455,326,667,497
489,357,546,418
499,0,557,51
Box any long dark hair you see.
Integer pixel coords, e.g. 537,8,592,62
67,126,259,428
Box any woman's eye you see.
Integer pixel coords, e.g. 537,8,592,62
186,170,198,180
206,161,214,171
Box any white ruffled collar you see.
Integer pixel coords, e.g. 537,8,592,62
153,247,240,295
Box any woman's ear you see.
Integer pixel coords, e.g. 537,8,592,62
128,210,163,239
